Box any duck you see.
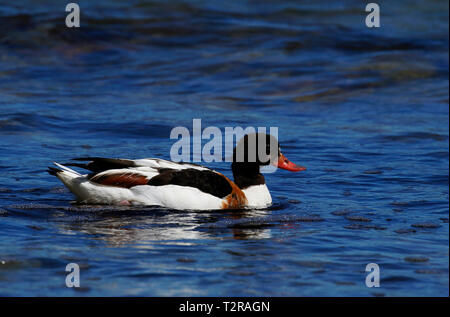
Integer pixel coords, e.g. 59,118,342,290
48,133,306,210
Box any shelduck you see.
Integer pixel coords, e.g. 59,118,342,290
48,133,306,210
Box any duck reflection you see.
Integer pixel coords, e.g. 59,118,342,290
54,206,273,246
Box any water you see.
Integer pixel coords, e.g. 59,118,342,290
0,0,448,296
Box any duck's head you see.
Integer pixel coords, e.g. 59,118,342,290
231,133,306,188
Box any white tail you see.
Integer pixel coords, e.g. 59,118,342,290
53,162,81,177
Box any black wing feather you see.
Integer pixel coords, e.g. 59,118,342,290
148,168,233,199
66,157,137,173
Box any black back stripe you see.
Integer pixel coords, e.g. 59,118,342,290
70,157,137,173
147,168,232,199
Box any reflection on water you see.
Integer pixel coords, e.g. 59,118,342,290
53,206,274,245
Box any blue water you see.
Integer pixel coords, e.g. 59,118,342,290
0,0,448,296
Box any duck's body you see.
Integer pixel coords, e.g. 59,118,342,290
49,158,272,210
48,133,305,210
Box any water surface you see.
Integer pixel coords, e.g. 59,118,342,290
0,0,448,296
